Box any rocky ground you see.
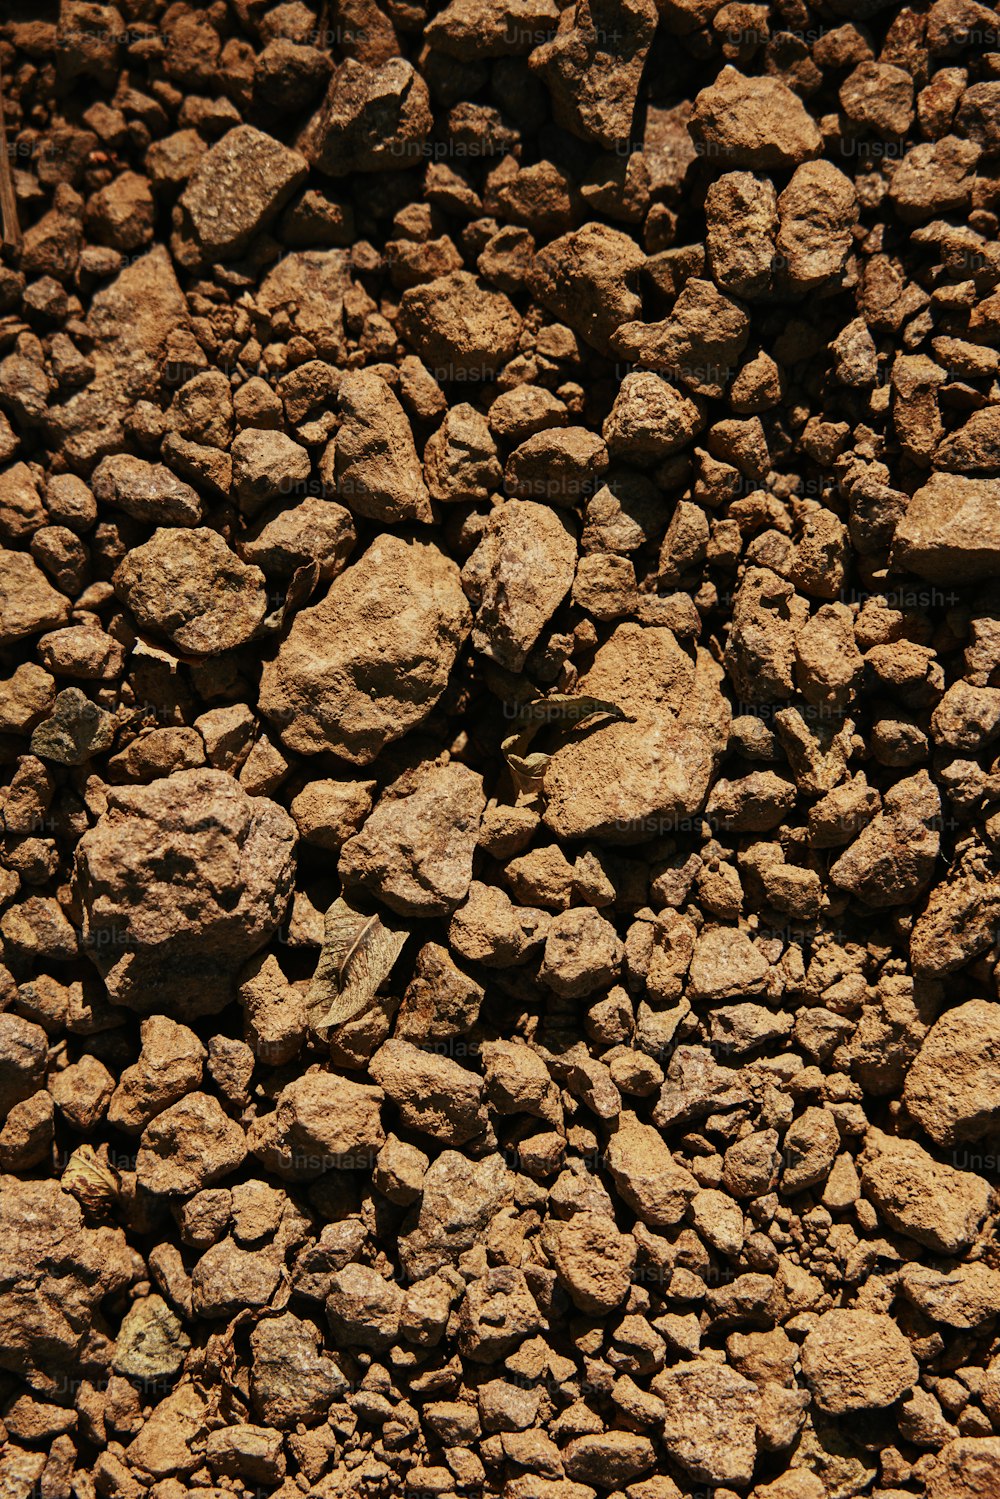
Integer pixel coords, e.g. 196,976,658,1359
2,1,1000,1497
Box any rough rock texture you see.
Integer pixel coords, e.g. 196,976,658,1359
260,535,470,760
4,12,1000,1497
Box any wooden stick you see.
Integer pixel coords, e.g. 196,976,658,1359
0,59,22,254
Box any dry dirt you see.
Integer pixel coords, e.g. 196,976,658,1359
2,2,1000,1497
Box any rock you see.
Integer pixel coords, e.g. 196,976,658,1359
563,1433,656,1487
398,271,522,381
260,534,470,761
542,623,730,842
369,1039,487,1145
74,768,296,1015
603,373,704,463
426,0,559,55
899,1261,1000,1330
335,370,432,523
136,1093,246,1196
29,687,115,765
550,1211,635,1314
775,161,857,294
829,770,941,908
0,1177,131,1396
461,501,577,670
688,926,768,1001
231,428,312,517
340,761,486,916
107,1016,206,1134
257,248,353,359
250,1312,348,1428
903,999,1000,1146
691,66,822,167
247,1072,385,1180
910,871,1000,976
653,1360,760,1487
423,402,501,504
605,1111,697,1227
400,1150,510,1281
925,1439,1000,1499
112,1294,190,1382
91,454,202,526
529,0,658,148
0,1015,47,1121
892,473,1000,583
49,246,188,469
114,527,267,655
192,1237,283,1318
0,549,71,644
539,907,623,997
859,1127,991,1255
459,1267,540,1361
705,171,778,298
326,1263,403,1349
205,1426,285,1485
300,58,432,175
612,278,750,399
801,1310,918,1413
239,498,356,580
530,223,644,355
178,125,307,260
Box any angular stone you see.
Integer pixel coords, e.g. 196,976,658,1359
801,1310,918,1414
340,761,486,916
892,473,1000,583
542,624,730,842
0,550,71,644
74,768,296,1015
859,1127,991,1255
300,58,432,175
259,534,470,762
904,999,1000,1146
690,66,823,168
178,125,307,260
114,528,267,655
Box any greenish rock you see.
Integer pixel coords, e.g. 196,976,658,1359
112,1294,190,1382
29,687,115,766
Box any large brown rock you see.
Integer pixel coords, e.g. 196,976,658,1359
654,1360,760,1487
47,246,189,470
829,770,941,908
300,58,432,175
801,1310,918,1413
690,66,822,168
74,768,296,1015
904,999,1000,1147
397,271,522,381
859,1128,991,1255
0,550,71,644
114,528,268,655
178,125,307,261
259,534,470,761
892,473,1000,583
0,1177,132,1397
542,623,730,842
335,370,433,524
247,1072,385,1180
529,0,658,148
136,1093,247,1197
461,501,577,671
340,761,486,916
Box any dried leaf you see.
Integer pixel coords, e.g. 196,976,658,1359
61,1144,120,1214
261,559,321,636
502,693,630,797
307,895,407,1031
516,693,631,730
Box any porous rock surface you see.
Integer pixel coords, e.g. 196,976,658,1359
3,5,1000,1497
